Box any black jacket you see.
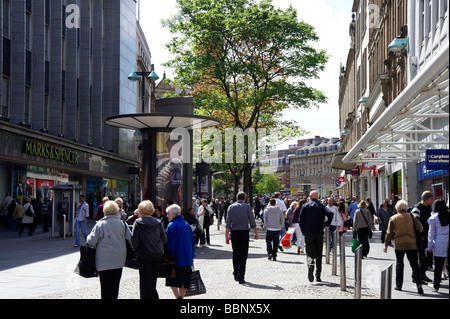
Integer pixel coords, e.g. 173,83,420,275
131,216,167,259
299,199,334,234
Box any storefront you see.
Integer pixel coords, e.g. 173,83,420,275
417,161,449,203
0,122,139,208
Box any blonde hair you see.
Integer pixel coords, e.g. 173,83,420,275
395,200,409,212
138,200,155,216
358,200,368,209
103,200,119,216
115,197,123,204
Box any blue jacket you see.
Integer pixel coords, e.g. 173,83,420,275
166,215,195,267
299,199,334,234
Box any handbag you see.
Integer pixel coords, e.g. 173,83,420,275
75,246,98,278
24,206,33,217
410,214,426,251
359,209,373,239
124,224,138,268
157,255,176,278
351,230,360,253
185,267,206,297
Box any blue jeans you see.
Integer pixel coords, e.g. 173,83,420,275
75,220,87,246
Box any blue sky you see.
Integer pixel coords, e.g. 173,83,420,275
139,0,354,147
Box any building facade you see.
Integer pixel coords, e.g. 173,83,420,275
335,0,449,207
0,0,152,209
290,137,340,198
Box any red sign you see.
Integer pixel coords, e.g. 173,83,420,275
338,177,345,183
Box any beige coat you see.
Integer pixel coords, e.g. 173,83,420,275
385,212,423,250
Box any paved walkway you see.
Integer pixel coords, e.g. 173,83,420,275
0,219,447,300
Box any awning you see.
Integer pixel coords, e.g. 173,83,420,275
331,152,358,170
105,113,221,131
343,42,449,164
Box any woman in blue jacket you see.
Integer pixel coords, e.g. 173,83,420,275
165,204,195,299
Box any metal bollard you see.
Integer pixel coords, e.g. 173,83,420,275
325,226,330,264
332,231,338,275
354,244,363,299
340,233,346,291
380,264,393,299
63,214,67,240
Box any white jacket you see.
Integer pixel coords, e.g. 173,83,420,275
22,203,35,224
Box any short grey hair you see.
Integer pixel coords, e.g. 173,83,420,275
237,192,246,200
166,204,181,215
103,200,119,216
395,200,409,212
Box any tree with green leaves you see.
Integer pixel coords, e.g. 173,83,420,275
163,0,329,199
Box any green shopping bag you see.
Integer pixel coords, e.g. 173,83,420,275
351,230,359,253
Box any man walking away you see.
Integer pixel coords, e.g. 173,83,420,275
299,191,334,282
225,192,259,284
263,199,284,261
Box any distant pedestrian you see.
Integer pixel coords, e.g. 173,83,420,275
377,199,393,244
131,200,167,299
336,201,349,236
115,197,127,221
74,195,89,247
198,199,213,245
347,196,360,229
383,200,424,294
183,207,202,245
19,198,35,237
274,192,287,252
353,200,375,258
95,197,109,221
225,192,259,284
426,200,449,292
41,198,51,232
291,199,306,254
411,191,434,284
326,197,340,251
13,200,23,231
263,199,284,261
7,199,16,230
165,204,195,299
152,205,169,230
87,200,132,299
299,191,333,282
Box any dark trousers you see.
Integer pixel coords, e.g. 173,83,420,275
304,233,324,276
19,223,34,236
266,230,280,258
137,256,162,299
200,225,210,244
418,246,433,277
394,250,421,289
99,268,123,299
432,256,446,290
357,227,371,257
231,230,249,281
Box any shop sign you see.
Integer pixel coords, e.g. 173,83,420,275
425,149,449,171
24,140,79,165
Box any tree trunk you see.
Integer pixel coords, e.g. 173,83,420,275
243,163,253,206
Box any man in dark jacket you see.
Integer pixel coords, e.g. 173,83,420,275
299,191,334,282
411,190,434,283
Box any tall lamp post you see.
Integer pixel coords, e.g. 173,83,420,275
128,66,159,113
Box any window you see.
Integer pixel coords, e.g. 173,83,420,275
26,12,32,50
2,0,10,38
24,87,31,123
1,77,10,118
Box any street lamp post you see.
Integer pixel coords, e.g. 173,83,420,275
128,66,159,113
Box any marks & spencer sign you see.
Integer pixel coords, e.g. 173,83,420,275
24,140,79,165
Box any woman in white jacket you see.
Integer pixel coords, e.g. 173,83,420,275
197,199,213,245
19,198,34,237
87,200,132,299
